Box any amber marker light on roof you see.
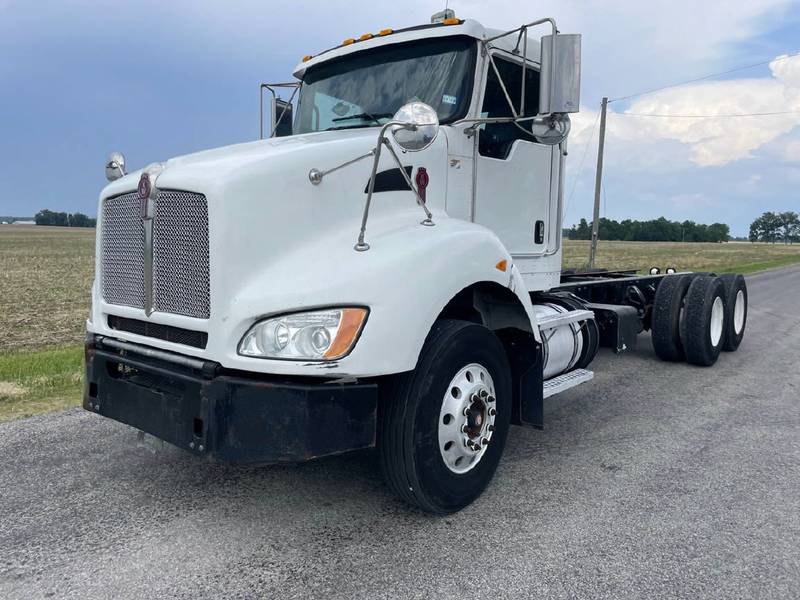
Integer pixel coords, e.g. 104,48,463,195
342,38,356,45
378,28,393,36
442,18,460,25
359,33,374,41
302,55,312,62
495,259,508,272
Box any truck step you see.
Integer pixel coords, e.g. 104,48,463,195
543,368,594,398
537,309,594,331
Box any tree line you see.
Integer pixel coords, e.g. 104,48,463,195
749,211,799,243
567,217,730,243
35,209,96,228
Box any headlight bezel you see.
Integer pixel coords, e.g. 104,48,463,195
237,306,369,362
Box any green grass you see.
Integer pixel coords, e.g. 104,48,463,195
0,345,84,423
562,240,800,275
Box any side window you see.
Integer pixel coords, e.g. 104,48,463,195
479,57,540,159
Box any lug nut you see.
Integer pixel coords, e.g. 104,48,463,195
488,425,496,432
460,424,469,433
478,389,489,399
481,437,490,446
488,408,497,417
487,395,495,403
463,406,470,416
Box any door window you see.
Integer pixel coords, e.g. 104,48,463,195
479,57,540,159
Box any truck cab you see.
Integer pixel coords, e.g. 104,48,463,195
86,13,748,513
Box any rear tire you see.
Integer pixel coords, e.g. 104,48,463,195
719,274,747,351
651,273,698,361
680,276,727,366
378,319,512,514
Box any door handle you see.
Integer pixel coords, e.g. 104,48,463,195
534,220,545,244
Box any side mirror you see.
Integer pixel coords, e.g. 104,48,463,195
105,152,126,181
390,102,439,152
539,34,581,114
270,98,293,137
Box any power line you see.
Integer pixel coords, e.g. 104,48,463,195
614,110,800,118
563,108,601,224
608,50,800,104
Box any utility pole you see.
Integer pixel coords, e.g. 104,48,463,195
589,97,608,269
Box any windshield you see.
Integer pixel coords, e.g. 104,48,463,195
295,36,476,133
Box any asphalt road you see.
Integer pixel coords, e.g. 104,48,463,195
2,266,799,599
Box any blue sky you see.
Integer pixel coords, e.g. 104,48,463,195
1,0,798,235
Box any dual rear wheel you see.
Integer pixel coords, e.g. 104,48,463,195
652,272,747,366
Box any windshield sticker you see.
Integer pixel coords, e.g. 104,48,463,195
442,94,457,106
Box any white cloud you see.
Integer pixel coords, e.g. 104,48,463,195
570,54,800,169
617,54,800,166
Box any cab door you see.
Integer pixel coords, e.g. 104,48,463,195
473,54,555,255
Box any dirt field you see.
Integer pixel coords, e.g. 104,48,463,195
0,225,95,351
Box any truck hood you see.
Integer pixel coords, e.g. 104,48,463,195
96,126,451,338
101,128,388,200
164,128,379,174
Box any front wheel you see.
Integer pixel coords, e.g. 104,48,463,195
378,319,512,513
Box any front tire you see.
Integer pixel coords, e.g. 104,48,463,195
378,319,512,513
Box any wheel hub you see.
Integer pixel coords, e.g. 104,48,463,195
733,289,745,334
438,363,497,474
710,296,724,347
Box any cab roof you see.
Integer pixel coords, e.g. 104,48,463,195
292,18,541,79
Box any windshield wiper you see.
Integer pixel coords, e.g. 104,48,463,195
331,112,393,124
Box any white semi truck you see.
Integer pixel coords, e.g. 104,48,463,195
86,12,748,513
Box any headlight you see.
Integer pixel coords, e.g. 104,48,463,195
238,308,368,360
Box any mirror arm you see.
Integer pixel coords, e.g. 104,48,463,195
308,150,376,185
354,121,435,251
381,138,434,223
354,121,409,251
272,83,301,138
485,51,519,119
481,18,559,117
259,82,301,139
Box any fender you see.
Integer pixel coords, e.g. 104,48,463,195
222,215,540,377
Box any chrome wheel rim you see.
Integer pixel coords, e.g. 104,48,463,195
733,290,745,334
710,296,724,347
438,363,496,474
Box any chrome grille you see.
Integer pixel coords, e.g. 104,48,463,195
101,189,210,319
101,192,145,309
152,191,210,319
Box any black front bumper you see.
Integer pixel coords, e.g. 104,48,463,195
83,337,378,464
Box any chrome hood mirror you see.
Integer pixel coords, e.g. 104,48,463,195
390,102,439,152
105,152,127,181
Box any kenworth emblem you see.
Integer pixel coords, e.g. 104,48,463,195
137,172,151,200
137,172,152,219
